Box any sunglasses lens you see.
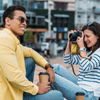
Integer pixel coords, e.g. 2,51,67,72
19,17,29,25
20,17,24,23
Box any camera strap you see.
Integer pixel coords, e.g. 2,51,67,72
70,54,79,76
70,54,92,76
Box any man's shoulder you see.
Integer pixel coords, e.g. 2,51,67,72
0,30,13,39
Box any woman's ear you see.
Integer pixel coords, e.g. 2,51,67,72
5,17,10,26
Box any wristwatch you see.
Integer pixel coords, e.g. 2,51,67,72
45,63,53,70
79,47,86,52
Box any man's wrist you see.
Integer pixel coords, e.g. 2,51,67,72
45,63,53,70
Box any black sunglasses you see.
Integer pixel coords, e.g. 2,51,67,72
83,22,96,27
12,17,30,25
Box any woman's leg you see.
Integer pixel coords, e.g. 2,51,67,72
51,73,85,100
53,64,78,84
51,64,96,100
23,90,64,100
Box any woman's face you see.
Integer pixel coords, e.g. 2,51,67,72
84,29,99,50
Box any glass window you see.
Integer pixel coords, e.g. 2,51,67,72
13,0,16,5
37,1,44,9
17,1,20,5
53,17,57,27
78,15,81,23
54,2,57,10
37,18,45,25
64,3,67,10
59,3,62,10
32,17,35,24
87,15,90,22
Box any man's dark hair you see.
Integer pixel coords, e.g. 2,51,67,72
3,5,26,26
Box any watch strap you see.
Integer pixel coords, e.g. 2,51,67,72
45,63,53,70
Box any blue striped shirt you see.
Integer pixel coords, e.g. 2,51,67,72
64,48,100,96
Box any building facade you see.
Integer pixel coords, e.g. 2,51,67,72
0,0,76,43
75,0,100,30
33,0,75,42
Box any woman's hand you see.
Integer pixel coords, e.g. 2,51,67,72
76,32,85,48
68,30,76,42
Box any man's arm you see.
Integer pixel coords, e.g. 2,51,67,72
0,36,38,95
21,45,55,84
21,45,48,68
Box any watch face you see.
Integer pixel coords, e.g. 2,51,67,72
79,47,86,51
83,48,85,51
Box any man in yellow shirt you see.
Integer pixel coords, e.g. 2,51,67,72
0,5,63,100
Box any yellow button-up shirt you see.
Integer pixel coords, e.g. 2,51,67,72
0,28,48,100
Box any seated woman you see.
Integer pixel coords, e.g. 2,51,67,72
51,22,100,100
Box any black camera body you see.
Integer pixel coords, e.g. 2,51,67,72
69,31,82,42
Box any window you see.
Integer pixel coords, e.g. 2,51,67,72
59,3,62,10
78,15,81,23
17,1,20,5
94,16,96,21
87,15,90,22
64,3,67,10
53,17,57,27
37,1,44,9
13,0,16,5
54,2,67,11
32,17,35,24
37,18,45,25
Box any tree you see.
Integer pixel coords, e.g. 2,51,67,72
24,29,34,44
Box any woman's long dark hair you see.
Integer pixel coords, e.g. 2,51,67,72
82,22,100,55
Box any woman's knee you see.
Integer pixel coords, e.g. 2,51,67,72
53,64,63,73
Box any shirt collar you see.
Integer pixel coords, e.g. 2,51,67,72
3,28,20,45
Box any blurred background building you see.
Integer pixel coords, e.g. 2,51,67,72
75,0,100,30
0,0,100,45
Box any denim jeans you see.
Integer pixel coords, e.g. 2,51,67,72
51,64,99,100
23,58,64,100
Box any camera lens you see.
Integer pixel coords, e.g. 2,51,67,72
69,31,82,42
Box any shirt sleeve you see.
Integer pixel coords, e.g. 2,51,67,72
80,53,100,71
63,53,81,65
0,36,38,95
20,45,48,68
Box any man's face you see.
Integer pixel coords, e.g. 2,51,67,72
6,10,27,37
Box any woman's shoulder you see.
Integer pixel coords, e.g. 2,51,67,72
92,47,100,56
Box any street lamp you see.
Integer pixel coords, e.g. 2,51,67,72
48,0,53,38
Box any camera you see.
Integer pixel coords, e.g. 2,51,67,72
69,31,82,42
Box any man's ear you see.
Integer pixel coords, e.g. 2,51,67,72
5,17,10,26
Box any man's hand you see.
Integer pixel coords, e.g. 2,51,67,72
37,82,50,94
46,67,55,84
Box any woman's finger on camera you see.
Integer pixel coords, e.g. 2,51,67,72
82,32,84,37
